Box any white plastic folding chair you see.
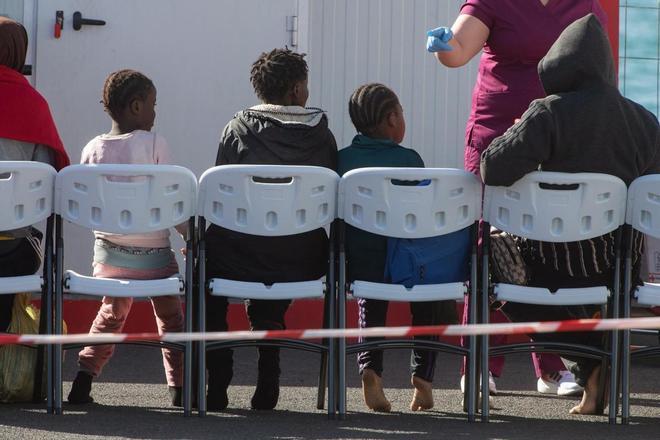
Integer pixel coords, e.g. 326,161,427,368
53,164,197,415
197,164,339,417
622,174,660,424
0,161,56,411
483,171,627,424
336,168,482,420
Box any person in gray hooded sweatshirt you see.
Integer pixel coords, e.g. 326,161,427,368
480,14,660,415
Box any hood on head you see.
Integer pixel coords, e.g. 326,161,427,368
538,14,616,95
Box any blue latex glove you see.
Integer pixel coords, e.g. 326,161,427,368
426,27,453,52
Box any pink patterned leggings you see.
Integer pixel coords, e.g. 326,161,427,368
77,260,183,386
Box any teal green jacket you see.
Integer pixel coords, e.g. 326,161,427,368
338,135,424,282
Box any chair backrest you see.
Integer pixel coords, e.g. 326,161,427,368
338,168,482,239
483,171,627,242
0,161,56,231
55,164,197,233
626,174,660,239
198,165,339,236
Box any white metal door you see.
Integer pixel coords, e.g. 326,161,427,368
34,0,300,274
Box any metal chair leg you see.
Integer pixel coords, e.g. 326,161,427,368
337,223,347,419
198,218,207,417
317,352,327,410
54,216,63,415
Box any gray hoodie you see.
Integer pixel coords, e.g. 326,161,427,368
480,14,660,280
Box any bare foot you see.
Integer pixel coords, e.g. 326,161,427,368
569,366,606,415
362,369,391,412
410,376,434,411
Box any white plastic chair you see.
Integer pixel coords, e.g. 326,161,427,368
0,161,56,410
337,167,482,420
53,164,197,415
483,171,627,424
197,164,339,417
621,174,660,424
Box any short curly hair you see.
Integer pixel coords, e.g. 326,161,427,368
348,83,400,136
102,69,154,120
250,48,308,103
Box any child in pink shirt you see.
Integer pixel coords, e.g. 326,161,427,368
68,69,185,407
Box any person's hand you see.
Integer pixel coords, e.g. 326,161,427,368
426,27,453,52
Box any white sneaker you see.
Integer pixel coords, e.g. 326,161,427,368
557,370,583,396
460,371,497,395
537,370,583,396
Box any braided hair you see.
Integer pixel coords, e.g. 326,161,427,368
102,69,154,120
250,48,308,103
348,83,400,136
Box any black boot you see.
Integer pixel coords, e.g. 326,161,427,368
68,371,94,404
206,375,230,411
206,348,233,412
250,347,280,410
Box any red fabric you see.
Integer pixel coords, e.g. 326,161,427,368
0,65,69,170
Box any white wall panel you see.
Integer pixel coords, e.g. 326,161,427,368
304,0,479,168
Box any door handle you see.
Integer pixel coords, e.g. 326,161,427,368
72,11,106,31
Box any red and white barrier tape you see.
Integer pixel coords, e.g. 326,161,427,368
1,316,660,346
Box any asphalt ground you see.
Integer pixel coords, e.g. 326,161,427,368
1,335,659,440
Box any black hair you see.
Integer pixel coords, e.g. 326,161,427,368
102,69,154,120
348,83,400,136
250,48,308,103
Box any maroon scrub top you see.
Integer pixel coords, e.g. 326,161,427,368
461,0,607,176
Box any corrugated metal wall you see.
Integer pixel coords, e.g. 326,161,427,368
303,0,479,168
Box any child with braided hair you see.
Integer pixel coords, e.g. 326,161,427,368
68,69,186,407
338,83,458,412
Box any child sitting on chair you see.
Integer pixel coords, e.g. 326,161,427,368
338,83,459,413
204,48,337,411
68,69,186,407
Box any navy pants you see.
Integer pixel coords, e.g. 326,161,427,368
357,298,457,382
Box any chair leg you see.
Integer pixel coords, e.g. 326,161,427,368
337,233,347,419
608,330,621,425
595,358,608,415
54,344,62,414
54,216,63,415
197,223,207,417
621,328,631,425
317,351,327,410
466,335,477,422
33,293,47,404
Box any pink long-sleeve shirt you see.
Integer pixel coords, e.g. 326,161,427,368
80,130,174,248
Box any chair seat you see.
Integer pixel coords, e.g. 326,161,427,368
635,283,660,306
0,274,43,295
64,270,184,297
494,283,610,306
351,281,466,302
209,278,325,300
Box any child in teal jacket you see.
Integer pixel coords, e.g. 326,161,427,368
339,83,457,413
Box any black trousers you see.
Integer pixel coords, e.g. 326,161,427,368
357,298,458,382
205,294,291,388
